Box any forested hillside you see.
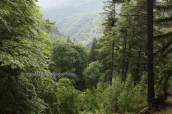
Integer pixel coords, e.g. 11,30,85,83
41,25,67,42
1,0,172,114
38,0,121,48
57,10,103,48
36,0,69,8
37,0,109,48
41,0,105,21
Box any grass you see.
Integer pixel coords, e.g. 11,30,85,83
79,111,93,114
159,108,172,114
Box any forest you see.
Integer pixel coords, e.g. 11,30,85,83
1,0,172,114
40,0,110,49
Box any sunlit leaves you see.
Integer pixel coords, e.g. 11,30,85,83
0,0,54,113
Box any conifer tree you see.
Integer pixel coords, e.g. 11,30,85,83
100,0,118,85
154,0,172,101
67,35,71,43
90,38,98,62
103,0,172,105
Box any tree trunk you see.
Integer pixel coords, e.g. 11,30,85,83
110,39,114,85
147,0,155,104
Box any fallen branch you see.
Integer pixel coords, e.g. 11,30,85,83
135,104,149,113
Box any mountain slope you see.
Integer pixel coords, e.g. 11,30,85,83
57,10,103,48
42,0,105,22
36,0,69,8
37,0,107,48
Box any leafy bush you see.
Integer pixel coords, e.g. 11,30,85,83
52,78,80,114
83,61,103,89
79,88,100,113
117,84,147,112
103,77,124,113
0,76,46,114
103,75,147,113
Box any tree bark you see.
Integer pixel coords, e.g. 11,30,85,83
110,39,114,85
147,0,155,104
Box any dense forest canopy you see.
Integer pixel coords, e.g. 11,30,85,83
1,0,172,114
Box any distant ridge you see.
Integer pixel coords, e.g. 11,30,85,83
36,0,69,8
37,0,120,48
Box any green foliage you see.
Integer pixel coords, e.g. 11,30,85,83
2,0,172,113
48,33,66,42
51,41,81,73
153,1,172,98
83,61,103,89
117,75,147,112
80,88,100,113
0,0,54,113
52,78,80,114
103,77,124,113
41,25,67,43
28,76,80,114
0,0,53,74
103,75,147,113
0,76,46,114
40,0,110,48
51,40,89,90
90,38,98,62
57,10,103,48
27,76,58,114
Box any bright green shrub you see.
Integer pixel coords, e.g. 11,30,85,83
83,61,103,89
117,84,146,112
103,77,124,113
52,78,80,114
102,75,147,113
80,88,100,113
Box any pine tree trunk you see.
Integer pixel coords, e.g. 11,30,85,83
147,0,155,104
110,39,115,85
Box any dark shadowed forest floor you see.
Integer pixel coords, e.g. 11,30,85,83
140,91,172,114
